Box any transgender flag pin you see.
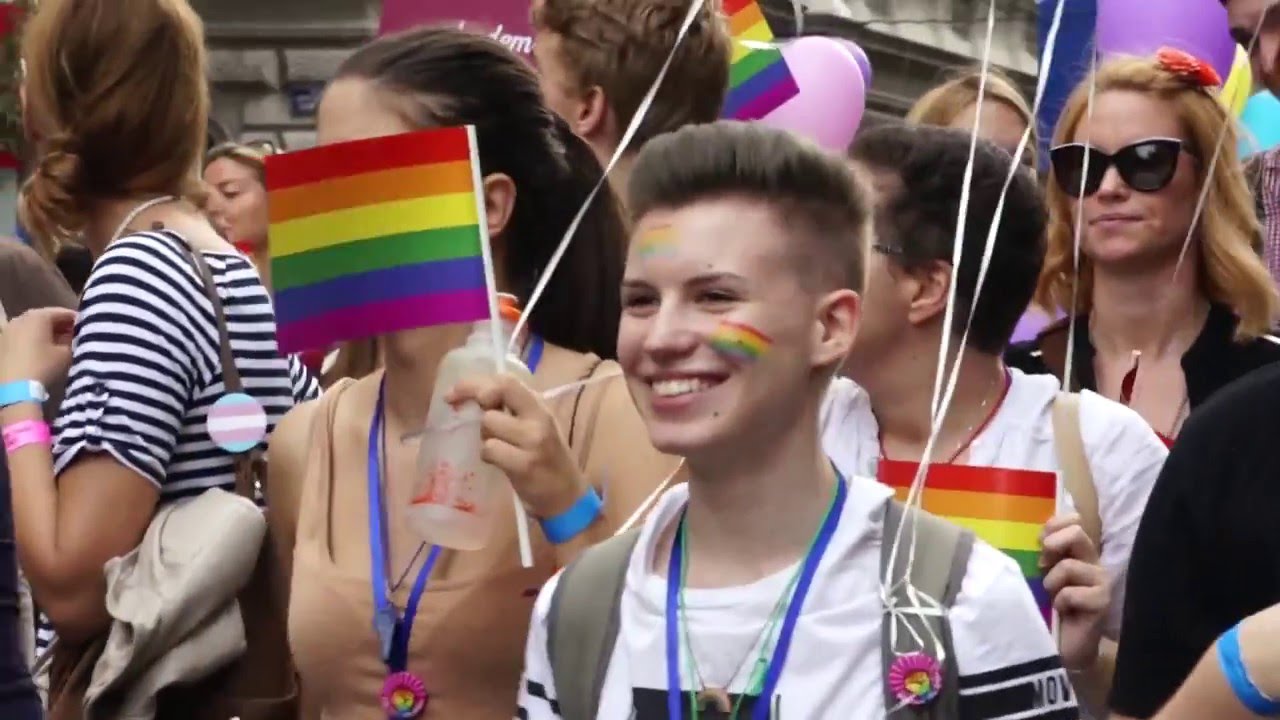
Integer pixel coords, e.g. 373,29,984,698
207,392,268,454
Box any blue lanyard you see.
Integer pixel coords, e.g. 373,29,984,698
365,333,537,673
368,381,442,673
665,474,848,720
525,333,544,374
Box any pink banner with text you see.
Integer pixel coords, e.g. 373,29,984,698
379,0,534,56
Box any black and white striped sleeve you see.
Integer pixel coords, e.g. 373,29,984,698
51,236,201,487
950,541,1080,720
516,574,562,719
288,352,320,402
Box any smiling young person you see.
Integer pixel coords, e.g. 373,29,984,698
517,121,1082,720
1007,51,1280,446
266,28,678,718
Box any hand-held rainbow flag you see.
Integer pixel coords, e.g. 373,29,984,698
708,320,772,363
721,0,800,120
266,126,493,353
878,460,1057,625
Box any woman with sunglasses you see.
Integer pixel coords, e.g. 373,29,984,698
1008,49,1280,446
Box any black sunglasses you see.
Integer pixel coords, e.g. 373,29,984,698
1050,138,1192,198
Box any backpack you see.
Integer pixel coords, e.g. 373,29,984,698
545,499,975,719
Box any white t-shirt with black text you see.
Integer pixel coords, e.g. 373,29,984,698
517,479,1079,719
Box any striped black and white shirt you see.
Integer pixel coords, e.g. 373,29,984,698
34,231,318,654
51,230,318,495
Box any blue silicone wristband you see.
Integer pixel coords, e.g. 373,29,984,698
0,380,47,410
1217,623,1280,716
539,487,603,544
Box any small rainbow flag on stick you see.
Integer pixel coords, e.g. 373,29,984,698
708,320,772,363
721,0,800,120
266,127,494,353
879,460,1057,625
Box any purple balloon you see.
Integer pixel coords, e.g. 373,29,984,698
1010,308,1056,344
1096,0,1235,83
759,37,867,152
830,38,872,87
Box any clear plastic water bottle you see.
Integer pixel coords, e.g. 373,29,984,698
406,319,533,550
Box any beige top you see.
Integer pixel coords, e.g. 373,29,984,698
281,349,677,719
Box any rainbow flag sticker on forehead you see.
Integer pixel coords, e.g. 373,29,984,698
636,223,677,256
708,320,772,363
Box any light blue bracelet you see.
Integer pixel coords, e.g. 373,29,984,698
1217,623,1280,716
539,487,603,544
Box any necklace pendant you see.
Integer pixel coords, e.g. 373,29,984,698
696,687,733,713
381,671,428,718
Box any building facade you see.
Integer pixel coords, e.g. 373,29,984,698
199,0,1038,150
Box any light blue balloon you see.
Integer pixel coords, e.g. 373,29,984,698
1239,91,1280,157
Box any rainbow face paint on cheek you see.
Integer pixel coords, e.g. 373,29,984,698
635,224,677,257
707,321,773,363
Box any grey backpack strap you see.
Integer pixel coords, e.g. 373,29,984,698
881,500,975,719
547,529,643,720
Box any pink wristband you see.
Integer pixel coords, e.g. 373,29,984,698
3,420,51,454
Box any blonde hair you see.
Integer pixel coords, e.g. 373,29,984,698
1036,56,1278,340
19,0,210,259
204,142,268,184
907,68,1038,167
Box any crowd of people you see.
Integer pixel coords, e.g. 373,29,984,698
0,0,1278,718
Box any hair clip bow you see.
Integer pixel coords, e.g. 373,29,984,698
1155,47,1222,88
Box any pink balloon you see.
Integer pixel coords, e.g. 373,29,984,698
830,38,872,86
759,37,867,152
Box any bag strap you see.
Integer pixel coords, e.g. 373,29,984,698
1050,392,1102,548
567,357,607,468
176,233,257,500
546,528,642,720
880,500,974,719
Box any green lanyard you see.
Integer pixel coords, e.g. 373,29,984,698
675,479,839,720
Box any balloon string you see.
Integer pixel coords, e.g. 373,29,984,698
509,0,707,352
540,370,623,400
615,460,684,535
880,0,1070,652
879,0,999,639
882,0,998,608
397,371,623,443
1171,8,1269,280
1063,49,1097,396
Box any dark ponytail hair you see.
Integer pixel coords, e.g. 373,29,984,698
336,27,627,359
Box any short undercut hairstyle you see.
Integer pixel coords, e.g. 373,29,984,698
629,121,870,292
531,0,731,148
849,124,1047,355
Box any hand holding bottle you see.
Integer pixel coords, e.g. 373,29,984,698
445,373,589,521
